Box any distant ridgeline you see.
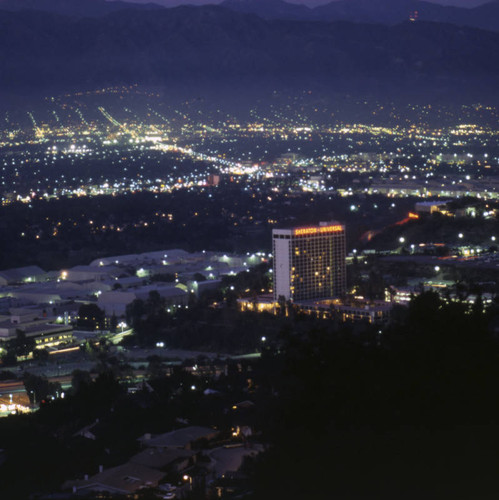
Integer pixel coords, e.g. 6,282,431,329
0,0,498,30
220,0,499,31
0,5,497,95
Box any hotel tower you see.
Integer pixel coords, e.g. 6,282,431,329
272,221,346,302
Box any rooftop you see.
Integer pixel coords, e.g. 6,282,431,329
139,426,218,449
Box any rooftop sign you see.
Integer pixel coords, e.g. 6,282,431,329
294,225,343,236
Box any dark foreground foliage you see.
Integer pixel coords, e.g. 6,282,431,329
2,292,499,499
249,292,499,499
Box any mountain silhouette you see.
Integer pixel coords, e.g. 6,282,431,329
0,0,160,17
220,0,313,20
1,0,498,31
0,6,497,94
221,0,499,31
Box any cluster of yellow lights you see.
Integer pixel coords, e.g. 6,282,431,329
294,225,343,236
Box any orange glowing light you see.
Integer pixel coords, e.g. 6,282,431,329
408,212,419,219
294,225,343,236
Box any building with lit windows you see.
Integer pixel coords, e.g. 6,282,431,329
272,222,346,302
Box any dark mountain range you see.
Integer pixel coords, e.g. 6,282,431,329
0,0,497,32
432,0,491,6
0,6,498,95
314,0,499,31
221,0,499,31
314,0,462,24
0,0,160,17
220,0,313,20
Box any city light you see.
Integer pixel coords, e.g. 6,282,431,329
294,225,343,236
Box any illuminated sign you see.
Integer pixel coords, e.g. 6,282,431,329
294,225,343,236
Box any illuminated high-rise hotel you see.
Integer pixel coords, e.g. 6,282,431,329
273,222,346,302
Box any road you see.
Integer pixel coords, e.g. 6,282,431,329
121,347,261,362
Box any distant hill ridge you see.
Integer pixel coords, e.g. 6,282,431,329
0,6,498,93
0,0,498,32
221,0,499,31
0,0,160,17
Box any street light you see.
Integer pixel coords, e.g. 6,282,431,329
458,233,464,239
183,474,193,490
399,237,405,244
